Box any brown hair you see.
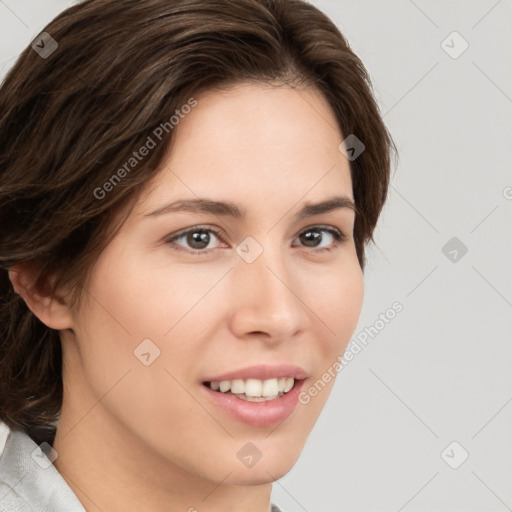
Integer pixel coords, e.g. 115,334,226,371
0,0,397,446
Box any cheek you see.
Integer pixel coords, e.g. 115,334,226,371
69,253,218,467
335,267,364,335
74,250,228,404
82,247,220,340
310,260,364,353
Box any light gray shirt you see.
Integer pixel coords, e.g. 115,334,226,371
0,421,283,512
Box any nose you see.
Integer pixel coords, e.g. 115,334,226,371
228,241,310,343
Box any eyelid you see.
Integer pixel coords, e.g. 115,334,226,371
299,223,347,239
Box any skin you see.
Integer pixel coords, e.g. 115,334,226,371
9,82,364,512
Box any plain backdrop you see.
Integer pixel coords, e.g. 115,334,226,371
1,1,511,511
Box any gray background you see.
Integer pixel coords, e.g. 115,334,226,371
1,1,511,511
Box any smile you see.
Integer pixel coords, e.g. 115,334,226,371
205,377,296,402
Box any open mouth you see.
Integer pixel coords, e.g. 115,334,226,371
202,377,298,402
200,372,307,426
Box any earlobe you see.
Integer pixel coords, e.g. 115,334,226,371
8,263,75,331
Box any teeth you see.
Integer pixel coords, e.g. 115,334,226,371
262,378,279,397
283,377,294,393
245,378,262,397
231,379,244,394
208,377,296,398
219,381,230,393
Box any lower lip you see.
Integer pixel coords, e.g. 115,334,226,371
201,380,305,427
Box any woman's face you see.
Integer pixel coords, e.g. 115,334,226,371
59,82,364,487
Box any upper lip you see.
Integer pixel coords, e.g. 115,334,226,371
202,364,308,383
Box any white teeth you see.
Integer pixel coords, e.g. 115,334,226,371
219,380,231,393
262,378,279,397
231,379,244,394
244,378,262,397
207,377,296,398
283,377,294,393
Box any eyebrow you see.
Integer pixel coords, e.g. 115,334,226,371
144,195,357,220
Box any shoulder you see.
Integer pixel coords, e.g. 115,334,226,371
0,420,85,511
0,421,34,511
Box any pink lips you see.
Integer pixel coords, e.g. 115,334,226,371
202,364,308,383
201,364,308,427
201,378,305,427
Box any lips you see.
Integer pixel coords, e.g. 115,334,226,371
202,364,308,382
200,364,308,426
201,377,306,426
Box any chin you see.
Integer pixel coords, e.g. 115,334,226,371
221,442,302,486
225,462,294,486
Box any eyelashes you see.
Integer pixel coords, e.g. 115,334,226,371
164,224,347,256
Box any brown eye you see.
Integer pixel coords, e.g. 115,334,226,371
184,230,212,250
295,226,346,251
165,226,225,254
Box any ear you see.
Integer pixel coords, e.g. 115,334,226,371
8,262,75,331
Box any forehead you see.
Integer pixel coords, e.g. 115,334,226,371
135,82,352,215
